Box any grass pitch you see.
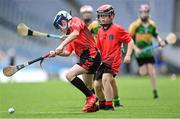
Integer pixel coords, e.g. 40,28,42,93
0,75,180,118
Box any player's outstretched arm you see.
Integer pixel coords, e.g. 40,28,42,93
124,39,134,64
48,50,71,57
55,30,79,54
56,50,71,57
157,35,165,47
133,43,141,54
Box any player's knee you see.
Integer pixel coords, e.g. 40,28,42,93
66,72,75,81
110,78,115,84
147,70,154,77
102,77,111,84
139,69,147,76
147,64,156,77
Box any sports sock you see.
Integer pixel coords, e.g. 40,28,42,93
70,77,93,97
106,101,113,107
153,89,158,97
99,100,106,109
105,101,114,110
99,100,106,105
113,96,120,105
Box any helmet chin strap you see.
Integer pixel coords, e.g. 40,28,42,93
66,29,71,35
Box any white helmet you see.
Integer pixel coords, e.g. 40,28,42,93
139,4,150,13
53,10,72,29
80,5,93,13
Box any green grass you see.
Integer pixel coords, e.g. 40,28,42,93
0,75,180,118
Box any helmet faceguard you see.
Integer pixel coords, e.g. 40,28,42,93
53,11,72,30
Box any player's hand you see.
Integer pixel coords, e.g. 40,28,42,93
124,55,131,64
159,40,166,47
55,45,64,54
134,47,141,55
49,50,56,57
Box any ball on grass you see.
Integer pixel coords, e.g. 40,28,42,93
8,107,15,114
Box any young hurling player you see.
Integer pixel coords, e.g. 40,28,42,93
128,4,165,99
49,11,101,112
94,4,134,110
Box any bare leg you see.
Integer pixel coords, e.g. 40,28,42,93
102,73,113,101
94,80,105,101
111,78,118,98
111,78,121,107
102,73,114,110
82,74,94,90
147,63,159,99
66,64,87,81
66,64,97,112
139,65,147,76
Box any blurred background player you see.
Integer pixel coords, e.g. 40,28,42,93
128,4,165,99
94,4,134,110
79,5,96,93
80,5,94,27
49,10,101,112
80,5,100,43
80,5,122,108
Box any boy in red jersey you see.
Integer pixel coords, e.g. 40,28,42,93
49,11,101,112
94,5,134,110
80,5,122,108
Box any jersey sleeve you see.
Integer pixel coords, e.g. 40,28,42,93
118,27,132,44
65,43,74,53
70,18,84,32
152,27,158,38
149,19,158,38
128,23,136,36
128,19,142,37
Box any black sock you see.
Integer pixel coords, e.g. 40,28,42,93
70,77,93,97
153,90,158,96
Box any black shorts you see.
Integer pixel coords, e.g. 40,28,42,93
136,57,155,66
77,48,101,74
94,63,116,80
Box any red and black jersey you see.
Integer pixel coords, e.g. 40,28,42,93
97,23,132,74
66,17,97,58
65,17,101,72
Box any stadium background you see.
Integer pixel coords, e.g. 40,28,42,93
0,0,179,79
0,0,180,118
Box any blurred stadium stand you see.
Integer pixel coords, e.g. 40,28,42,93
0,0,179,76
